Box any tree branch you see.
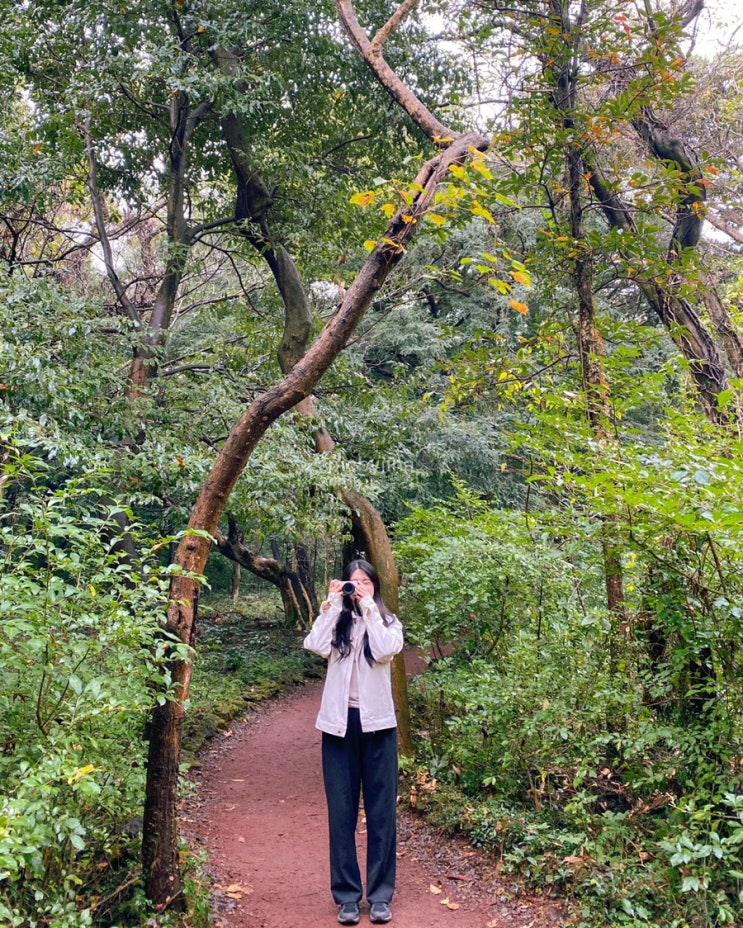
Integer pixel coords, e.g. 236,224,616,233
705,209,743,245
370,0,419,53
336,0,456,144
82,120,143,329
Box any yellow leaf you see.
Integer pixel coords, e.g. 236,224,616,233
510,270,531,286
215,881,252,899
448,164,466,179
401,214,416,224
426,213,447,226
380,202,396,218
434,134,454,144
429,884,442,895
381,237,406,254
471,159,493,180
68,764,95,784
363,239,377,252
472,202,495,223
509,299,529,315
350,191,375,207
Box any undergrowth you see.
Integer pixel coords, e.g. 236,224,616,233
394,495,743,928
401,656,743,928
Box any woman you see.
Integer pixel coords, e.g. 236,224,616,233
304,559,403,925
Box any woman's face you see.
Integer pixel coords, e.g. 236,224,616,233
349,568,375,599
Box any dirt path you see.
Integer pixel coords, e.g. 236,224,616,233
183,672,568,928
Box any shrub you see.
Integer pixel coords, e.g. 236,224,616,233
0,445,180,927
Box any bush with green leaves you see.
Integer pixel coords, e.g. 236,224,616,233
0,441,183,928
395,479,743,928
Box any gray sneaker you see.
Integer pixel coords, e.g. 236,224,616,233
338,902,360,925
370,901,392,923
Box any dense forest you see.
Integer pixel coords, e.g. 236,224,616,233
1,0,742,926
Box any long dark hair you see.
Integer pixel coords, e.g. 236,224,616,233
331,559,394,666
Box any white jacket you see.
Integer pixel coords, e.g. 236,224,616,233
303,592,404,736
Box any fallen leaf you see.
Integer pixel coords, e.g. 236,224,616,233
223,730,233,738
446,901,460,910
562,854,589,868
238,836,245,843
429,884,442,895
214,882,252,900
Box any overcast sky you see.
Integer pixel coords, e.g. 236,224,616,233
693,0,743,55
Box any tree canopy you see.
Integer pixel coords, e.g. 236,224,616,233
1,1,742,926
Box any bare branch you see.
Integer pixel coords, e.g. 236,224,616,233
82,120,143,329
336,0,457,144
675,0,705,28
371,0,419,53
705,210,743,245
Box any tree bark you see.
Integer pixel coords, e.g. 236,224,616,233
701,278,743,382
230,560,241,602
553,2,627,661
585,157,734,424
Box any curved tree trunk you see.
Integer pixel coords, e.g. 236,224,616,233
216,31,416,755
215,518,315,628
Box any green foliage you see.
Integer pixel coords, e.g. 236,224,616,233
397,461,743,927
395,488,600,656
0,440,179,927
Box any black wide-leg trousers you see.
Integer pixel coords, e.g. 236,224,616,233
321,708,398,905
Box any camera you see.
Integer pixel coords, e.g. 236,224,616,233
341,581,356,596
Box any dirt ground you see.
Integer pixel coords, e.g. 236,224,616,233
182,660,570,928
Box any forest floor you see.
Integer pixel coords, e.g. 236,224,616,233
182,655,571,928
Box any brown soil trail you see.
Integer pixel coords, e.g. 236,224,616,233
183,669,568,928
